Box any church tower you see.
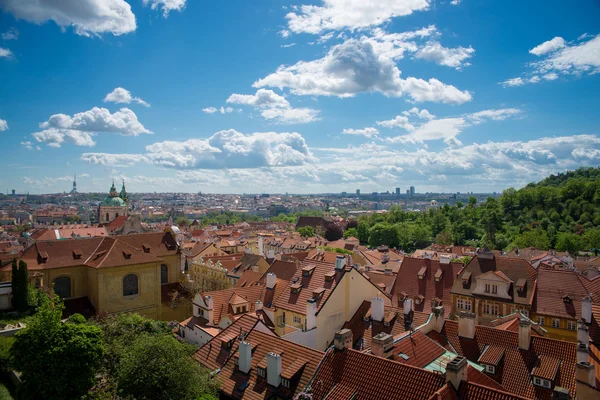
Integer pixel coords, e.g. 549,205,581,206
98,180,128,223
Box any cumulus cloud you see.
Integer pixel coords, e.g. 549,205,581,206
571,148,600,161
0,0,136,37
254,39,471,104
380,108,522,143
142,0,186,17
529,37,566,56
104,87,150,107
32,107,151,147
0,47,13,58
342,127,379,138
227,89,319,124
502,34,600,87
444,136,463,147
0,119,7,131
82,129,314,169
1,28,18,40
285,0,431,34
415,41,474,69
203,107,218,114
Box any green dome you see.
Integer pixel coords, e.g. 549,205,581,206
101,196,127,207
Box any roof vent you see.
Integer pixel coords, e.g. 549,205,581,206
39,251,49,263
142,244,151,253
123,251,132,259
72,249,83,259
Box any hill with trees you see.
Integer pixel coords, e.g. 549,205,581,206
354,167,600,253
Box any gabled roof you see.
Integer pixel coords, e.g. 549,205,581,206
195,318,322,400
262,260,299,282
117,231,179,257
342,300,429,350
452,256,535,306
308,347,448,400
533,269,591,319
428,320,577,400
392,257,463,316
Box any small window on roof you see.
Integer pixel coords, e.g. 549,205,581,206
282,378,290,388
398,352,410,360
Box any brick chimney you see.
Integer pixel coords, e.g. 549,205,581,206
575,362,596,389
458,311,476,340
266,352,282,387
334,329,353,351
306,298,317,330
238,341,252,374
581,296,592,324
371,296,385,323
518,318,531,350
266,272,276,289
371,332,394,359
446,356,468,390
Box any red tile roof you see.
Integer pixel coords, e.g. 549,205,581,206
429,320,577,400
391,330,447,368
533,269,590,320
308,348,447,400
392,257,462,316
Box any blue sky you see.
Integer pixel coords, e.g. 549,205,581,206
0,0,599,194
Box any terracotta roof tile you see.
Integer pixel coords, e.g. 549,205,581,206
391,330,446,368
533,269,590,320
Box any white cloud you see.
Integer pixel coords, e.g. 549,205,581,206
500,77,524,87
503,34,600,87
202,106,234,114
281,43,296,48
0,119,7,131
359,25,437,60
32,107,151,147
285,0,431,34
342,127,379,138
104,87,150,107
414,41,474,69
21,141,33,150
403,107,434,120
279,30,291,39
227,89,290,108
22,174,89,187
529,37,566,56
254,39,471,104
142,0,186,17
260,107,320,124
1,28,18,40
0,47,13,58
227,89,319,124
0,0,136,37
376,115,415,130
571,148,600,161
82,129,314,169
444,136,463,147
203,107,218,114
382,108,521,143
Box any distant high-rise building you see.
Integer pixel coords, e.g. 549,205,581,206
11,189,15,196
71,174,77,194
406,189,410,195
410,186,415,196
356,189,360,197
395,187,400,196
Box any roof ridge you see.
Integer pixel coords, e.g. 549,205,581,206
96,237,118,268
83,236,110,265
465,381,531,399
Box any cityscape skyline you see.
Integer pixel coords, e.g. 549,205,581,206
1,1,599,194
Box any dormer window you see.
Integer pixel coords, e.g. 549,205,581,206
485,364,495,373
290,283,302,294
281,378,290,388
516,278,526,292
562,295,572,304
312,287,325,299
72,249,82,259
302,265,316,277
417,266,427,280
123,251,132,259
461,272,471,285
324,271,335,282
434,269,443,282
142,244,151,253
256,367,266,378
39,251,49,263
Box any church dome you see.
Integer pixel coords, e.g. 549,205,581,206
101,196,127,207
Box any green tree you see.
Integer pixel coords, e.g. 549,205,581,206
511,230,552,250
357,222,370,243
297,226,315,238
468,196,477,206
368,223,399,248
435,230,454,246
480,197,501,247
10,258,19,310
583,228,600,250
10,295,104,400
411,224,433,249
15,260,29,311
116,335,217,400
555,232,583,254
343,227,358,239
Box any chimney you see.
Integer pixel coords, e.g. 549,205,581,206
267,250,275,259
238,341,252,374
458,311,476,340
578,319,590,346
335,255,346,270
384,267,392,275
582,296,592,324
446,356,468,390
551,387,572,400
255,300,263,312
266,272,276,289
403,297,413,316
433,305,445,333
266,352,282,387
518,318,531,350
334,329,353,351
371,332,394,359
575,362,596,389
306,299,317,330
578,343,590,363
371,296,385,323
205,295,214,325
258,235,264,256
